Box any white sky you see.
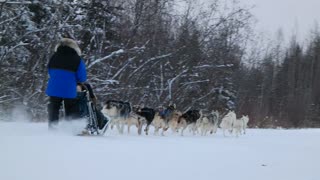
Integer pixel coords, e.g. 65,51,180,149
244,0,320,42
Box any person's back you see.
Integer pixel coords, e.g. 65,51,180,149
46,38,87,129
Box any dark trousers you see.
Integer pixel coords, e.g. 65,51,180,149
48,96,80,125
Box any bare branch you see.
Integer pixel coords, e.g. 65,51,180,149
88,49,125,69
128,53,172,78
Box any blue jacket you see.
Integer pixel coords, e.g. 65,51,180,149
46,40,87,98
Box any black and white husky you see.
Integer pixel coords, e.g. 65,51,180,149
101,100,132,134
197,110,219,136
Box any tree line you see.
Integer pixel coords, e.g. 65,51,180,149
1,0,319,128
236,30,320,128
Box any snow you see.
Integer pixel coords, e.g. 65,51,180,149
0,121,319,180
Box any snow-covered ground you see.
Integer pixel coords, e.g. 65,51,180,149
0,120,319,180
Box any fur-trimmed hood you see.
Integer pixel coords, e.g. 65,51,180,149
54,38,81,56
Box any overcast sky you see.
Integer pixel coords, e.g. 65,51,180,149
244,0,320,42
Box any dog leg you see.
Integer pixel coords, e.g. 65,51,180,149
228,125,233,135
213,125,218,134
201,127,205,136
161,128,165,136
154,126,159,136
192,124,197,136
127,120,131,134
235,129,241,137
137,119,142,135
119,120,125,134
161,122,167,136
115,119,122,134
181,125,187,136
144,125,149,135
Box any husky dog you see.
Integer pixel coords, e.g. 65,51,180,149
242,115,249,134
233,115,249,136
198,110,219,136
152,111,167,136
177,110,202,136
101,100,131,134
153,107,182,136
126,113,145,135
132,105,155,135
152,104,177,136
167,110,182,133
220,110,236,137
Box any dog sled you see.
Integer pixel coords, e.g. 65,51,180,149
76,83,109,136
